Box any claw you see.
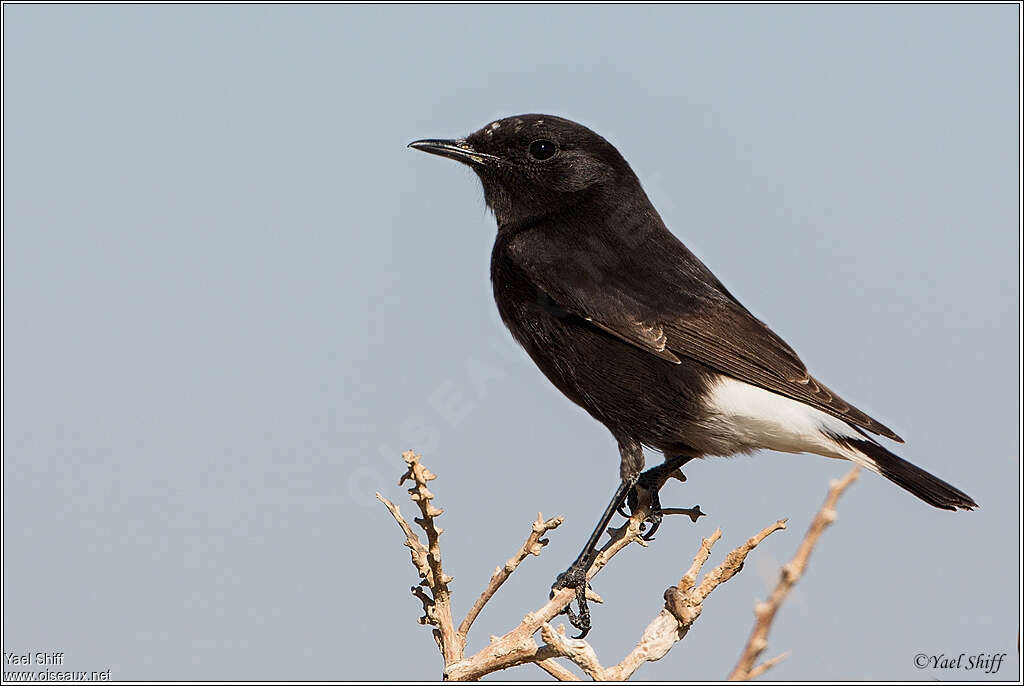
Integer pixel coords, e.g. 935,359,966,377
565,583,591,638
552,559,594,637
641,517,662,540
622,460,702,540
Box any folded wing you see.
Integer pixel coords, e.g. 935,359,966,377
505,228,902,442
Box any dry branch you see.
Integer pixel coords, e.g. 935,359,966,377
727,467,860,681
378,451,858,681
457,512,564,644
536,520,787,681
535,656,582,681
443,510,652,680
376,450,458,662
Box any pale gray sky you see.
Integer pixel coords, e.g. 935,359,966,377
3,4,1019,681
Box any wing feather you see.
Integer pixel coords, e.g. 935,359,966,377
505,229,902,442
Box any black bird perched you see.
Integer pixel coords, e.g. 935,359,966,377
409,114,976,635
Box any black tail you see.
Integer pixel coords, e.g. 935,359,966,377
828,434,978,511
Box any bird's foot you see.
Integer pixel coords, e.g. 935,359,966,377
629,481,667,540
617,463,705,540
551,556,594,638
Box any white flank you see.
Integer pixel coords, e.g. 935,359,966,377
703,376,883,474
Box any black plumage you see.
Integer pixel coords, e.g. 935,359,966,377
409,114,976,634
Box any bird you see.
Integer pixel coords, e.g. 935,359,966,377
408,114,976,636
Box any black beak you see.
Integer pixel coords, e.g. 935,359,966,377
408,138,499,166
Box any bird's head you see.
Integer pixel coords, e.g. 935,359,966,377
409,114,635,227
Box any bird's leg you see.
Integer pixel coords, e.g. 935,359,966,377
552,477,633,638
552,439,643,638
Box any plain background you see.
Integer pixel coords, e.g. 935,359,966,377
3,4,1020,682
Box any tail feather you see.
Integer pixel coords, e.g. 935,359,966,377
825,433,978,511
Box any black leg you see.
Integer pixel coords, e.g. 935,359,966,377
571,479,634,569
553,439,643,638
552,477,634,638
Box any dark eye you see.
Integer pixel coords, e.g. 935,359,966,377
528,139,558,161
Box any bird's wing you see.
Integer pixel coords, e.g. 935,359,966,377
505,231,902,442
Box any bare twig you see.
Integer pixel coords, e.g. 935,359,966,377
535,657,582,681
745,651,790,679
661,506,707,521
457,512,564,643
377,450,459,663
727,467,860,681
378,452,579,677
